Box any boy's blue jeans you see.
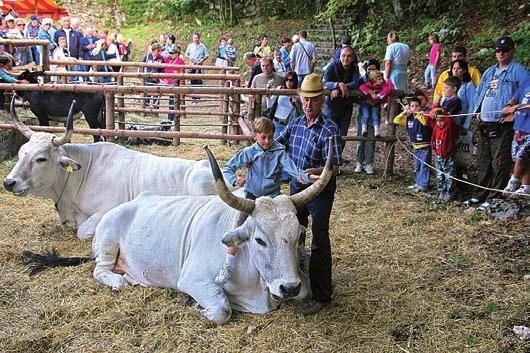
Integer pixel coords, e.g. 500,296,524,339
360,104,381,126
435,154,455,197
414,147,431,189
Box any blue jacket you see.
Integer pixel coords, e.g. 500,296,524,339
81,36,99,60
458,81,475,129
513,77,530,133
323,59,360,109
473,60,529,122
222,141,309,197
54,28,83,58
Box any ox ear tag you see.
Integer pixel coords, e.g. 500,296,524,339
58,156,81,172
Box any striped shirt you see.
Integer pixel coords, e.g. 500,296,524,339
276,113,342,172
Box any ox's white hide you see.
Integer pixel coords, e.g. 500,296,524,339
7,137,217,240
92,191,310,324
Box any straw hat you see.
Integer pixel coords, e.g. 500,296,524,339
297,73,325,98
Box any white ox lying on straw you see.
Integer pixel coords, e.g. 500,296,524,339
90,142,334,324
3,97,218,240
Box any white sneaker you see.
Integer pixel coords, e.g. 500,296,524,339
354,163,363,173
512,186,529,199
503,178,521,196
364,163,374,175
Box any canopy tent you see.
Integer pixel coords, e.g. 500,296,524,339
0,0,68,20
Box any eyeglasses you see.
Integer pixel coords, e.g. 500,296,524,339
285,78,294,82
17,24,25,27
495,48,511,53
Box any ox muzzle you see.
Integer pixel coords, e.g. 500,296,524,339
3,177,27,196
271,281,302,300
4,178,16,192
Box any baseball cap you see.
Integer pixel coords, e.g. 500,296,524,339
30,15,40,21
495,36,514,50
5,15,15,22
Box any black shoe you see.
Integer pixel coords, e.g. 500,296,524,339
296,300,329,315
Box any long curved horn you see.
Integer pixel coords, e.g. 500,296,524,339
52,100,76,147
10,94,33,139
290,136,334,209
204,145,255,214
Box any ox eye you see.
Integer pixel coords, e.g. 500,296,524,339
35,157,47,163
255,238,267,247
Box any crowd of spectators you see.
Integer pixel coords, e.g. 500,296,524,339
0,12,131,83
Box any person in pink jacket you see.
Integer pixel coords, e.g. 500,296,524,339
359,70,394,137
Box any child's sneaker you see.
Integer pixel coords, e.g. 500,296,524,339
374,125,381,138
354,163,363,173
512,186,529,199
214,262,233,285
503,178,521,196
364,163,374,175
361,124,368,137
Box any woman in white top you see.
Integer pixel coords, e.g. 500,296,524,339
384,31,410,93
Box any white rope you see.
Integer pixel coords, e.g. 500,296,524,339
394,137,529,198
396,100,529,119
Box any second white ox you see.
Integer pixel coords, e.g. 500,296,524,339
3,99,217,240
92,143,335,324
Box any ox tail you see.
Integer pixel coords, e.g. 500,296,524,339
22,249,93,276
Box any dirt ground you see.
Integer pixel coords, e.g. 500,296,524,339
0,102,528,353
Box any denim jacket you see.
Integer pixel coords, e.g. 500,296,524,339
473,60,529,122
222,141,309,197
323,59,360,109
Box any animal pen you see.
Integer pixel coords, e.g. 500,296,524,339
0,38,403,175
0,42,528,353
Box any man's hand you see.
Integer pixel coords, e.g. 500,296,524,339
338,82,349,98
330,89,340,100
235,175,246,187
502,105,517,115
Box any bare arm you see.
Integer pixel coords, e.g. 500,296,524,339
384,60,392,81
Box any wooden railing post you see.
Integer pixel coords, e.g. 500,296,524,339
383,99,401,177
116,76,125,131
41,43,50,83
173,80,181,146
219,69,227,144
231,78,241,145
105,92,116,143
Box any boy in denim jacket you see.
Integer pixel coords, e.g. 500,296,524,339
215,118,318,284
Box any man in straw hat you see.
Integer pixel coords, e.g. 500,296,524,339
276,73,342,315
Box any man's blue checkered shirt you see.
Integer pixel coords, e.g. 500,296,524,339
276,113,342,172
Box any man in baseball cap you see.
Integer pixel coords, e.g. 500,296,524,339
495,36,514,51
467,35,529,205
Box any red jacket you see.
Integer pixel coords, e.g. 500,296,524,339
430,114,457,158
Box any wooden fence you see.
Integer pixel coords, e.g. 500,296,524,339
0,38,404,174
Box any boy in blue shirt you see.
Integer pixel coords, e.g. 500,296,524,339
394,97,432,192
215,117,318,284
